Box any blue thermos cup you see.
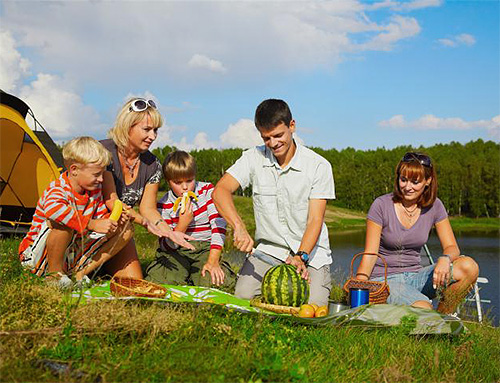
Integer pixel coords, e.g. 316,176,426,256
350,288,370,308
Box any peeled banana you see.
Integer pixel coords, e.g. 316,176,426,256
173,191,198,214
109,199,123,222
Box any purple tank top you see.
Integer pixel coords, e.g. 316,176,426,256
367,193,448,278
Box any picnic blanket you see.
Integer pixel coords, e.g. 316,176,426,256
71,282,465,335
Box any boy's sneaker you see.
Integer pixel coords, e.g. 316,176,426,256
74,275,92,290
47,272,73,290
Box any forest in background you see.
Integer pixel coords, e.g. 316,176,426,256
152,139,499,218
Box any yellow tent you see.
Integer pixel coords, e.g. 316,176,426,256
0,90,63,233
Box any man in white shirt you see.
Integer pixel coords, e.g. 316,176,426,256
213,99,335,306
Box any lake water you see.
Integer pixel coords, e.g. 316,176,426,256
329,230,500,326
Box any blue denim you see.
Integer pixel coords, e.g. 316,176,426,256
372,265,438,305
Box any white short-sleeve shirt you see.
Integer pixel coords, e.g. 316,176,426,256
227,143,335,269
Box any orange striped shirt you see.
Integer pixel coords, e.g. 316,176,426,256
18,172,109,256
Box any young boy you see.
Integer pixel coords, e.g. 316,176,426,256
19,137,133,288
213,99,335,306
145,151,235,289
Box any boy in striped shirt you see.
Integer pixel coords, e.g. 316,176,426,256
145,151,235,289
19,137,133,288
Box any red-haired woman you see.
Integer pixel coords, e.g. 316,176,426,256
355,152,479,313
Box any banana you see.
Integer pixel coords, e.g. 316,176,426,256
173,191,198,214
109,199,123,222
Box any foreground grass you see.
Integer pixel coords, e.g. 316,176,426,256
2,233,500,382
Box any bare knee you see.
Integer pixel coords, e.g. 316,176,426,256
121,222,134,243
46,221,73,244
412,300,433,310
454,256,479,282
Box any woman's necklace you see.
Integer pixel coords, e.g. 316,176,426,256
121,153,140,178
401,203,419,219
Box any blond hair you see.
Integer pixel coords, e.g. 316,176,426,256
108,98,163,151
62,136,112,167
162,151,197,181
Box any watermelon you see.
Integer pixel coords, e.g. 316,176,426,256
261,264,309,307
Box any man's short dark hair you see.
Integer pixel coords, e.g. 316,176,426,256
254,99,292,131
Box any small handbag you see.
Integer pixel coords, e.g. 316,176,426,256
343,252,390,304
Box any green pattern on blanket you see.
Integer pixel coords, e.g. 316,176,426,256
72,281,260,313
72,282,465,335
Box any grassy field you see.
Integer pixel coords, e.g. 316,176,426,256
1,198,499,382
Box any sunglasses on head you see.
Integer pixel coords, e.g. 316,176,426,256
128,99,157,113
401,152,432,168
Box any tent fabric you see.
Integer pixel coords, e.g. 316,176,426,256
72,282,466,335
0,91,61,230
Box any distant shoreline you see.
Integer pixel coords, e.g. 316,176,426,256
233,196,500,232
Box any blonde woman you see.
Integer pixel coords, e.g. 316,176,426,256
102,98,194,279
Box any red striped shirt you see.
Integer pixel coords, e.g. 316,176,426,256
19,172,109,256
157,181,226,251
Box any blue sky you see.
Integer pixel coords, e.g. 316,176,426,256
1,0,498,150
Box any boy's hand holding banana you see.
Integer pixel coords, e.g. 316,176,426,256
173,191,198,214
109,199,131,226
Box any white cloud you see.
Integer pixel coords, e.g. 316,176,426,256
379,114,500,139
151,125,174,150
365,0,442,12
396,0,442,11
0,28,104,141
359,16,421,52
169,119,306,150
456,33,476,46
19,73,104,140
437,38,456,47
0,29,31,92
188,54,227,74
437,33,476,48
219,119,262,149
0,1,430,83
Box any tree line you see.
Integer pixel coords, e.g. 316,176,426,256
152,139,499,218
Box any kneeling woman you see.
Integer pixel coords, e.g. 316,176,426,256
356,152,479,313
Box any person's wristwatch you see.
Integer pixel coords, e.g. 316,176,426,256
296,251,309,265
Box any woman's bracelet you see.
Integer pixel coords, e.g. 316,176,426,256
356,272,370,278
154,219,164,226
439,254,452,262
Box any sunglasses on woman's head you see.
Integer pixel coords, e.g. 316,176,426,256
128,99,157,113
401,152,432,168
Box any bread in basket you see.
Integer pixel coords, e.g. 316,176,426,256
110,277,167,299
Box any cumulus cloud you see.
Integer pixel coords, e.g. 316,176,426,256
188,54,227,73
169,119,306,151
366,0,442,12
0,28,103,141
19,74,104,140
360,15,421,52
379,114,500,139
437,33,476,47
219,119,262,149
0,29,30,92
0,1,432,83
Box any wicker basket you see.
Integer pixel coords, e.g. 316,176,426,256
343,252,390,304
250,296,300,315
110,277,167,299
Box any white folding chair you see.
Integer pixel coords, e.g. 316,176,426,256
422,244,490,322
